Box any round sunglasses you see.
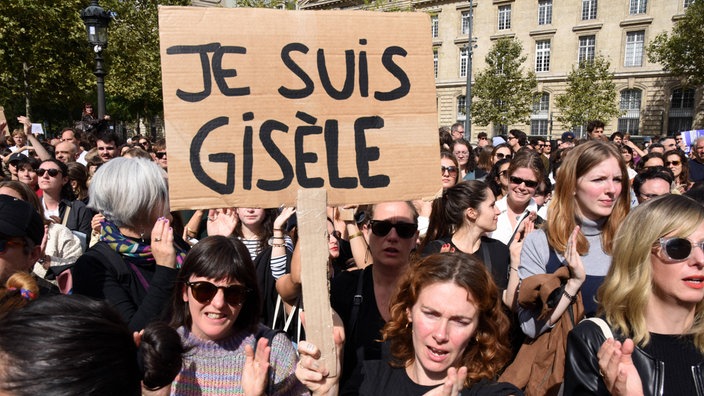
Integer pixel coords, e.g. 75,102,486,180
186,281,250,306
657,237,704,261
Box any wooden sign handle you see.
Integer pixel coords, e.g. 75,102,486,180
297,188,337,377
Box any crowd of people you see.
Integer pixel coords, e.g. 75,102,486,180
1,113,704,396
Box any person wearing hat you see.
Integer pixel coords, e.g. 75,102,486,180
5,152,27,181
560,132,576,149
0,194,44,284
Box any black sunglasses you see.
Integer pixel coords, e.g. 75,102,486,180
186,281,250,306
441,166,458,175
36,168,62,177
496,153,512,160
0,239,24,254
657,237,704,261
369,220,417,239
155,152,167,159
509,176,539,188
665,160,681,167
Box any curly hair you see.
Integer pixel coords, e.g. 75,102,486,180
382,252,511,386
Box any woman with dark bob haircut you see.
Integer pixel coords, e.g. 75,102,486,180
0,293,184,396
296,252,521,395
169,236,307,395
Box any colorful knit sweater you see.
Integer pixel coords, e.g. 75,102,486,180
171,325,308,396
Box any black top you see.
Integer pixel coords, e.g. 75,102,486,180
642,333,703,395
331,266,386,393
358,359,523,396
71,242,180,332
422,236,510,290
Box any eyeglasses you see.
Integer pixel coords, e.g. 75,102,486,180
329,230,342,240
509,176,539,188
441,166,459,175
657,237,704,261
369,220,417,239
495,153,512,160
185,281,250,306
36,168,62,177
665,160,681,167
0,239,25,254
155,152,167,159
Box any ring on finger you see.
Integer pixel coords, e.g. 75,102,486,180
154,237,162,242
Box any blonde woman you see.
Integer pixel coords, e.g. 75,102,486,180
565,194,704,396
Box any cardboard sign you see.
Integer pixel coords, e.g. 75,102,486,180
159,7,440,210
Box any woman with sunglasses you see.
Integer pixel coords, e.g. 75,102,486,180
486,158,511,201
330,201,419,393
519,141,630,339
488,150,545,246
297,252,521,396
169,236,307,396
564,194,704,396
664,149,692,193
37,159,93,238
491,143,514,165
72,158,189,332
415,151,461,240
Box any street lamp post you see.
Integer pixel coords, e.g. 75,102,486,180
81,0,111,120
464,0,474,140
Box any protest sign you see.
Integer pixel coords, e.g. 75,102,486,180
159,6,439,210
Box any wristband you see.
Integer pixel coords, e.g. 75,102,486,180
348,231,364,240
563,289,577,304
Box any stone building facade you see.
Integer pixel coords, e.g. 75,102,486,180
194,0,702,140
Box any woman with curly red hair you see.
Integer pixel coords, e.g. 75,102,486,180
296,252,520,395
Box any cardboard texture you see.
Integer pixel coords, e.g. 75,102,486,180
297,189,337,376
159,6,440,210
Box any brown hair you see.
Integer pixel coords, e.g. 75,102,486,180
547,140,630,255
382,252,511,386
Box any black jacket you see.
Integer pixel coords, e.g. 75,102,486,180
564,319,704,396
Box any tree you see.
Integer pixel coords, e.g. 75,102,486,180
0,1,93,123
555,56,621,132
101,0,190,131
647,1,704,86
471,37,537,134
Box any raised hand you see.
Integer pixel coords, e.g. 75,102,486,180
206,208,238,237
564,226,586,285
598,338,644,396
274,206,296,231
423,366,468,396
243,337,272,396
150,217,176,269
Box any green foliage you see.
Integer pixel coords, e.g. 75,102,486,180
102,0,190,122
647,1,704,86
471,38,537,133
554,56,621,131
0,0,92,123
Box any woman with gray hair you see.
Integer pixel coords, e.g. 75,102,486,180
72,158,190,331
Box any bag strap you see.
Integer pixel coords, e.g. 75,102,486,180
584,317,614,339
348,268,366,337
61,205,71,227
